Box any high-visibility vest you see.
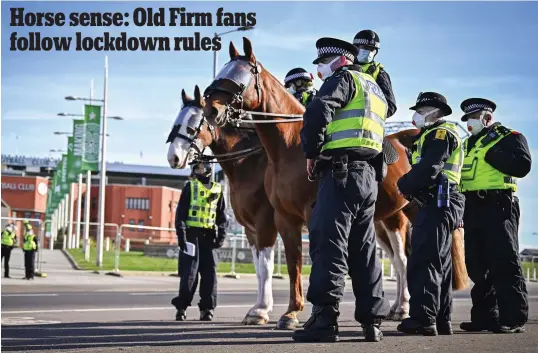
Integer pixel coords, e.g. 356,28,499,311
360,62,383,81
321,70,387,153
460,125,518,192
23,233,37,251
1,230,15,247
185,180,222,229
411,122,463,184
295,90,315,107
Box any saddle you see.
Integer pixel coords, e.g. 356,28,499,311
375,138,399,182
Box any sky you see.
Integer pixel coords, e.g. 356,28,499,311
1,1,538,246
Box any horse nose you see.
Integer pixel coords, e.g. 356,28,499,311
173,155,179,168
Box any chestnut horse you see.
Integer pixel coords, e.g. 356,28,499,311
202,37,467,323
167,86,280,326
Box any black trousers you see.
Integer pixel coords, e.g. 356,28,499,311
463,192,528,327
307,161,390,324
2,245,13,277
407,192,465,325
24,250,36,279
172,231,218,311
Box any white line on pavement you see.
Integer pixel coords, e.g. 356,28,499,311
1,294,59,297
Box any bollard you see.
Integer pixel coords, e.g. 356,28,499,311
225,236,240,279
106,230,122,277
125,238,130,252
62,234,66,250
533,268,536,282
273,237,284,279
84,238,90,262
390,263,394,280
526,267,530,282
105,237,110,251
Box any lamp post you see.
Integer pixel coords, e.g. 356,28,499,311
212,25,254,210
64,57,116,267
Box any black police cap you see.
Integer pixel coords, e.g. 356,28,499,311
313,37,358,64
353,30,380,49
460,98,497,121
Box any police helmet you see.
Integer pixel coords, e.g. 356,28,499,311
353,30,380,49
284,68,314,88
192,161,212,178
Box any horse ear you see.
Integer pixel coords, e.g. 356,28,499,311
229,41,240,59
181,89,192,105
243,37,256,62
194,85,202,105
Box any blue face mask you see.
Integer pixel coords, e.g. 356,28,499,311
358,49,375,64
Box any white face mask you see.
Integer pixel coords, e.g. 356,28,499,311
287,86,296,94
358,49,375,64
412,109,439,128
317,57,340,81
467,117,485,135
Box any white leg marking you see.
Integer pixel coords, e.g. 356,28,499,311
386,229,409,319
248,247,275,319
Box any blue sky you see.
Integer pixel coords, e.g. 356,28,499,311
2,1,538,246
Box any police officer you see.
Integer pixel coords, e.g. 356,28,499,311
458,98,531,334
1,223,18,278
171,161,227,321
293,37,390,343
396,92,465,336
353,30,397,118
284,68,317,107
22,220,38,280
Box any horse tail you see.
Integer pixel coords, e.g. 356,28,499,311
451,227,468,290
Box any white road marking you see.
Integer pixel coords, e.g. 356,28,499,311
1,294,59,297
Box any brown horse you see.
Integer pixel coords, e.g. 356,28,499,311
167,86,305,328
202,37,467,323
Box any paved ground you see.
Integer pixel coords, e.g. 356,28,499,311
1,249,537,353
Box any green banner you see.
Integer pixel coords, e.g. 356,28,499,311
82,105,101,171
67,136,77,183
51,163,62,211
60,154,69,194
72,119,85,174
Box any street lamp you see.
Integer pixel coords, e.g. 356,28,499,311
64,57,114,267
54,130,110,137
49,149,65,153
58,112,124,120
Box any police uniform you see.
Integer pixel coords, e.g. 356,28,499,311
353,30,397,118
171,162,228,321
1,224,17,278
458,98,531,334
396,92,465,336
22,221,38,280
284,68,318,107
293,37,390,343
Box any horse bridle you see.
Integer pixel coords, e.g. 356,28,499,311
204,58,303,127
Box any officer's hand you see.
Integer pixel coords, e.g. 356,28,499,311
214,236,225,249
307,159,315,177
177,233,187,251
457,220,464,228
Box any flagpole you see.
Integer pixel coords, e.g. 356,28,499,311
67,182,75,248
75,105,84,249
96,56,109,267
84,80,93,262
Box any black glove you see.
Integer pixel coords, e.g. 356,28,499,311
177,231,187,251
214,235,225,249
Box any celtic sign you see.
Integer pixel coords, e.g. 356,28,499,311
82,105,101,171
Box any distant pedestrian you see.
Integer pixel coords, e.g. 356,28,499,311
2,223,18,278
22,220,38,280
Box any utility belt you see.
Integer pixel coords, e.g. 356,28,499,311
308,154,375,183
407,175,459,208
464,189,515,201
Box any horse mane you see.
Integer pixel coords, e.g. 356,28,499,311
259,66,306,147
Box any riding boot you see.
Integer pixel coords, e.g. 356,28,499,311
292,305,339,342
436,321,453,335
176,309,187,321
200,309,214,321
362,324,383,342
397,318,437,336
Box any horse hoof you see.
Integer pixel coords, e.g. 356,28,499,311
390,311,409,321
275,316,299,330
242,315,269,325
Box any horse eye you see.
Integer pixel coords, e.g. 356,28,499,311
186,126,196,135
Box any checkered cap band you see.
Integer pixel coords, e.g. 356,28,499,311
464,103,493,113
353,38,375,45
317,46,355,61
284,72,312,84
417,97,437,104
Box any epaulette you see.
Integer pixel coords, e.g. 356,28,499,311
494,124,511,136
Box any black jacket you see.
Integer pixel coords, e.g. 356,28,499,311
175,180,227,245
466,122,532,178
397,120,459,196
300,64,388,161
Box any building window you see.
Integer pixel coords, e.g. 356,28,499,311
126,197,150,210
129,219,135,225
24,211,32,219
138,220,145,232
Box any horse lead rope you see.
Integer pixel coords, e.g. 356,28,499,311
227,106,304,125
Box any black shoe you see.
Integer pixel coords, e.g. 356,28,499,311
491,325,525,334
397,318,437,336
437,321,453,335
362,324,383,342
4,275,10,278
292,305,339,342
200,309,214,321
460,321,498,332
175,309,187,321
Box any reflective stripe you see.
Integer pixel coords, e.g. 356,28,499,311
443,163,460,172
325,129,383,144
333,109,385,127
